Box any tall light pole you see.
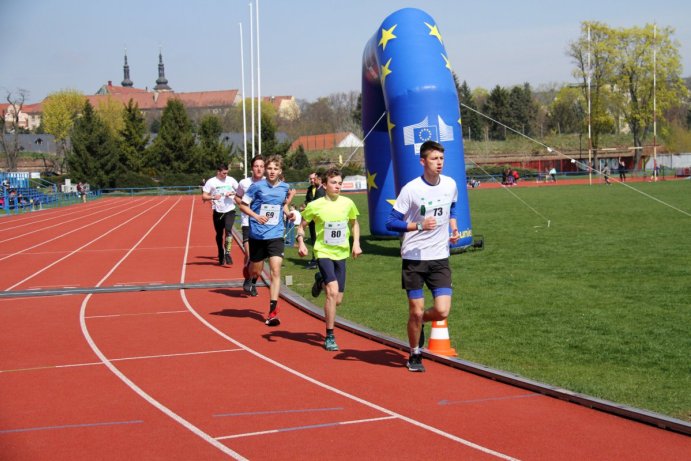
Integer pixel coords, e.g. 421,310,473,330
256,0,262,155
249,2,255,158
239,22,248,178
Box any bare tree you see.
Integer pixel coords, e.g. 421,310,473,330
1,88,28,171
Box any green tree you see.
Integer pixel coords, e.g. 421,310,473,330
95,96,124,138
68,100,121,188
145,99,196,175
197,114,230,172
289,145,310,169
42,90,86,173
483,85,511,140
119,99,149,173
568,22,618,162
508,83,538,136
610,24,687,166
455,77,484,141
547,86,584,134
258,110,290,157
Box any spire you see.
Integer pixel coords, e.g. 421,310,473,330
121,49,133,87
154,48,172,92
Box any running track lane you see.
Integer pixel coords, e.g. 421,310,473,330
0,196,689,460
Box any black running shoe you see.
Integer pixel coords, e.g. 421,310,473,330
224,253,232,265
311,272,323,297
250,284,258,297
406,353,425,372
218,254,224,265
242,279,252,294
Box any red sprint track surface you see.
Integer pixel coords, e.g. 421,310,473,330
1,196,689,460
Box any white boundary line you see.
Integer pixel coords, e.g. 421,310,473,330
0,197,157,267
77,196,248,460
0,199,137,244
178,198,519,460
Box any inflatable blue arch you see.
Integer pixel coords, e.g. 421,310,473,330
361,7,472,248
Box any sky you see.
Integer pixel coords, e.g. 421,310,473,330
1,0,690,105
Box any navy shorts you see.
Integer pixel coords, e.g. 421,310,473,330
249,237,284,262
317,258,347,293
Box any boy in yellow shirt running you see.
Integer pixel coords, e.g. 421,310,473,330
297,168,362,351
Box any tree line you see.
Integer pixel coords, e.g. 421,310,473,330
3,20,689,182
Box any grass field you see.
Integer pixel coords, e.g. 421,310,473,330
282,180,691,421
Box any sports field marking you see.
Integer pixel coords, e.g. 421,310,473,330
85,309,189,319
438,393,540,406
0,199,136,243
76,196,249,461
0,197,157,267
0,419,144,435
178,198,520,461
214,407,344,417
0,199,116,231
216,415,397,440
0,349,243,374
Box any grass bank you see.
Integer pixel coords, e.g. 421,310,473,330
282,180,691,421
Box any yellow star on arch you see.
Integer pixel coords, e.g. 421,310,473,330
367,170,378,190
425,22,443,43
387,112,395,140
442,53,452,70
380,58,393,87
379,24,397,50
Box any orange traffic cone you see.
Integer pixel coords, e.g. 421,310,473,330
427,319,457,356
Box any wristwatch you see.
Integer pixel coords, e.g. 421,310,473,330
416,222,423,231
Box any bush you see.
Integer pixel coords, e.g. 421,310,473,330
115,172,157,188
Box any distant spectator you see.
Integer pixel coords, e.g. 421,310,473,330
549,167,557,182
603,164,611,185
618,158,626,182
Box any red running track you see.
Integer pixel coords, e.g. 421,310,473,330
0,196,688,460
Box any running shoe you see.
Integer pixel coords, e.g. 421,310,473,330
242,279,252,294
311,272,323,297
406,353,425,372
324,335,339,351
224,253,233,265
250,284,258,297
218,254,225,265
265,309,280,326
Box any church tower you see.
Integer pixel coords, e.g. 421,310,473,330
154,49,172,92
121,50,133,87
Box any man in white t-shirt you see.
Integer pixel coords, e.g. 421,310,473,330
234,155,265,284
386,140,461,372
202,163,239,266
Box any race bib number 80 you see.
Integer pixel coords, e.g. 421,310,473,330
324,221,347,245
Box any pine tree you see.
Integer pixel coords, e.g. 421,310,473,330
457,79,484,141
198,114,229,172
68,100,120,188
483,85,511,140
146,99,196,175
119,99,149,173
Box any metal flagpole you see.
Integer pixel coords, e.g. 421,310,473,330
239,22,248,179
256,0,262,155
587,26,593,185
249,2,255,158
653,24,658,181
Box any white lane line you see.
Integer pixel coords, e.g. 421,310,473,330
85,310,189,319
216,416,397,440
0,197,157,270
178,197,519,461
78,196,248,461
0,199,138,244
0,349,243,374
